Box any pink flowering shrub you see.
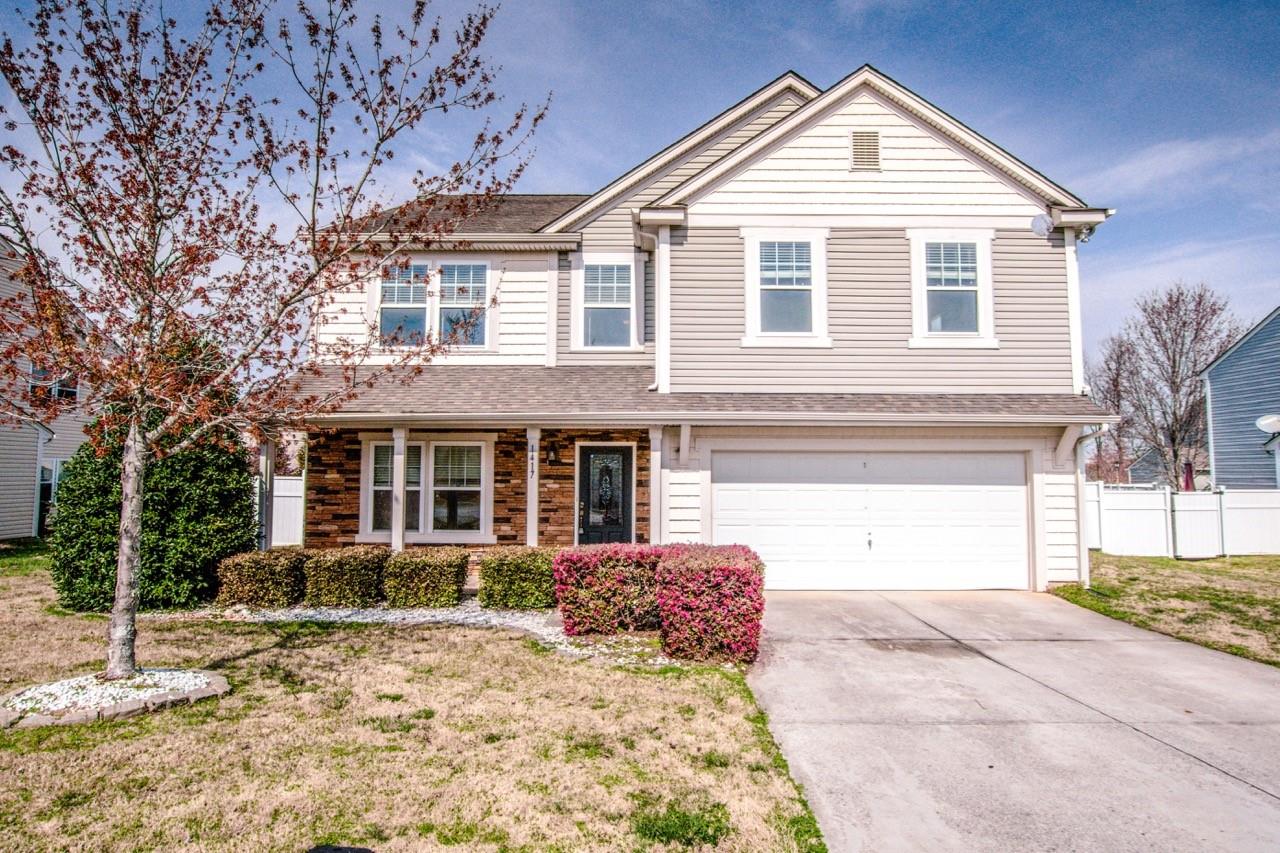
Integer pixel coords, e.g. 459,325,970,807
553,544,668,635
656,544,765,663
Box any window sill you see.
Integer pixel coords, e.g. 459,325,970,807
569,345,645,354
355,532,392,544
740,335,833,349
407,533,497,546
907,336,1000,350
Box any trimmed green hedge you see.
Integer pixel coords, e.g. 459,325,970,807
478,546,557,609
216,549,309,608
49,428,256,611
384,548,470,607
304,546,388,607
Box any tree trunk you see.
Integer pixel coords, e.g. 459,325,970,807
105,421,146,680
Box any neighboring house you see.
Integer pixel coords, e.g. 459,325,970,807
1203,305,1280,489
0,251,92,539
293,65,1114,591
1125,445,1210,490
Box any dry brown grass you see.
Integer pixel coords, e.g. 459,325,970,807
0,554,823,851
1054,552,1280,666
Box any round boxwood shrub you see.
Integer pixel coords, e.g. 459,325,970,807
49,428,257,612
478,546,557,609
384,547,470,608
217,549,310,608
304,545,389,607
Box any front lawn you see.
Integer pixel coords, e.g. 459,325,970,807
0,544,823,851
1054,552,1280,667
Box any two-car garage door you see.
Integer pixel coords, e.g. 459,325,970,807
711,451,1029,590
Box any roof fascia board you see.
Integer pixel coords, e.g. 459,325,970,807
1201,304,1280,376
539,72,819,234
359,233,580,251
309,410,1117,427
658,65,1088,209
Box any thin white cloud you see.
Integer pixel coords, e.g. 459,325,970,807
834,0,920,21
1080,234,1280,352
1075,127,1280,205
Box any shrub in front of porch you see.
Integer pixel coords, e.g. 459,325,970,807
479,546,557,609
656,545,766,663
384,548,470,607
304,545,388,607
216,549,309,607
553,544,667,635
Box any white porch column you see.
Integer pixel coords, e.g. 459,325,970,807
391,426,407,552
649,426,664,544
257,439,275,551
526,427,541,546
655,225,672,393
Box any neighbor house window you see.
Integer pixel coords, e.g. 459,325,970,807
907,229,998,348
29,367,78,401
740,227,830,347
584,264,632,347
438,263,488,346
430,443,482,531
369,443,423,532
379,265,429,345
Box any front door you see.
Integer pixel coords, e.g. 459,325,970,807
578,445,633,544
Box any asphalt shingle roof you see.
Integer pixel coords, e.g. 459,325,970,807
294,365,1113,424
365,194,589,234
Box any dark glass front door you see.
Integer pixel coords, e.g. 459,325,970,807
578,445,633,544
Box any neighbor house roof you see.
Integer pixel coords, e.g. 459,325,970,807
295,365,1114,426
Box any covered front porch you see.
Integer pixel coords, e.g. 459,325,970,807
299,426,660,552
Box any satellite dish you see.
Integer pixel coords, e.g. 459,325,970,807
1031,214,1052,237
1256,414,1280,434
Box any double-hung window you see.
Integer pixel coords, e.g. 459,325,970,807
379,265,429,345
740,228,830,347
572,253,642,350
370,443,423,532
759,241,813,332
907,230,997,348
430,444,483,531
438,263,488,347
28,367,78,401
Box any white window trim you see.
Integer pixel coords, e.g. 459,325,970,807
570,251,645,351
357,432,496,545
907,228,999,349
740,227,832,348
369,258,498,354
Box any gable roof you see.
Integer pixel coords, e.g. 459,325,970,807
656,64,1089,210
539,71,821,233
1201,304,1280,376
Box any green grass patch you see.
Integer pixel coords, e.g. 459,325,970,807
630,796,731,847
0,540,51,577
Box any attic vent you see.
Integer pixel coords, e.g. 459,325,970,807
850,131,880,171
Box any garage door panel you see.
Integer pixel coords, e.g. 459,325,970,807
711,450,1029,591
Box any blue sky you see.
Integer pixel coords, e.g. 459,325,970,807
4,0,1277,356
462,0,1280,354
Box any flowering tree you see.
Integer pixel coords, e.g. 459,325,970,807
0,0,544,678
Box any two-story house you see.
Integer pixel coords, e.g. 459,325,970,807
294,65,1113,591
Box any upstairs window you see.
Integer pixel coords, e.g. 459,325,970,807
438,263,488,347
925,242,979,333
907,229,998,349
759,241,813,333
379,265,429,345
584,264,632,347
571,253,642,351
29,367,78,401
740,227,831,348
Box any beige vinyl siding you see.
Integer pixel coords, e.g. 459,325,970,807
687,88,1045,224
668,226,1072,393
578,92,806,251
0,424,38,539
554,252,655,365
314,254,553,365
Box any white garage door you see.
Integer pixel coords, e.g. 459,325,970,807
712,451,1029,590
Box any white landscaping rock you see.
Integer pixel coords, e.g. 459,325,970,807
1,669,229,728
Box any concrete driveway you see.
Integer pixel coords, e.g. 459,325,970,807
748,591,1280,852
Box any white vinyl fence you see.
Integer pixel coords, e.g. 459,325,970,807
269,475,304,547
1084,482,1280,558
